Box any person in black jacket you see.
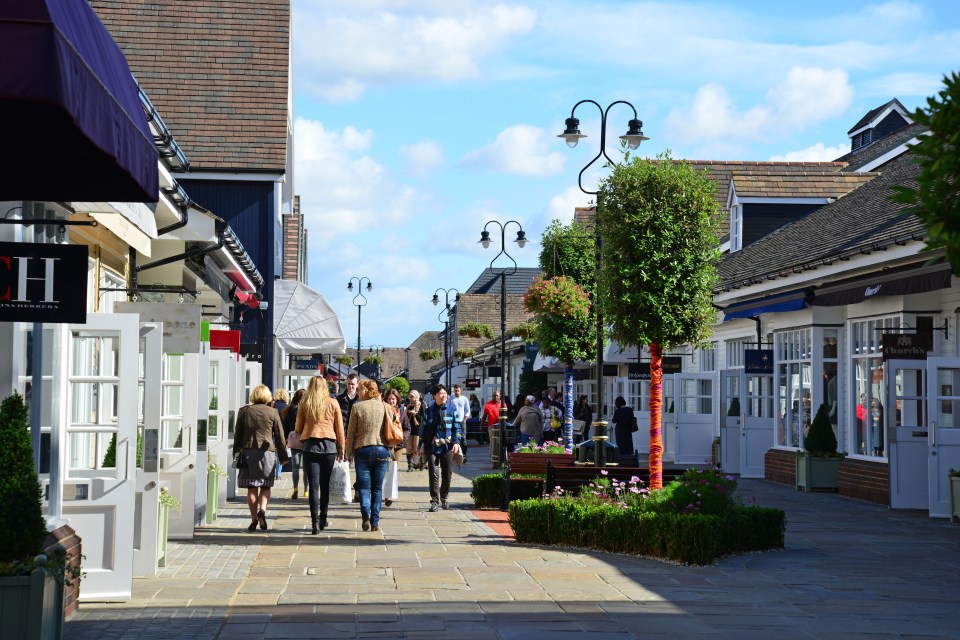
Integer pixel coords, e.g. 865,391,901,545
611,396,635,456
337,374,360,433
419,385,462,512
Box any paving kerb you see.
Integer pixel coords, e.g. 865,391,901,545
64,444,960,639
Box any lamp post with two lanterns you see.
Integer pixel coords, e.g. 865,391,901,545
432,288,461,389
557,100,648,427
347,277,373,368
479,220,526,465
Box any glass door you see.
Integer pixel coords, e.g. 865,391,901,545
742,373,775,478
133,323,162,576
888,360,927,510
674,374,714,464
926,358,960,517
720,370,742,473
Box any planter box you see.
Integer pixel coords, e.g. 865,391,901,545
796,455,842,492
0,569,64,640
205,470,219,525
950,476,960,523
157,504,170,567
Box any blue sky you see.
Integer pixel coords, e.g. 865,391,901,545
290,0,960,351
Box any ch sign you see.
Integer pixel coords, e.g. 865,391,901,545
0,242,88,323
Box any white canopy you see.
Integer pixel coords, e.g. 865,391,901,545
273,280,345,354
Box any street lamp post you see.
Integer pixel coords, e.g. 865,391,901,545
368,343,384,381
479,220,526,465
347,277,373,368
558,100,648,429
432,288,461,389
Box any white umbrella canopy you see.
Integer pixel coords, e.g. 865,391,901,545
273,280,345,354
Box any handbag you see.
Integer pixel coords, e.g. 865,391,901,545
383,459,399,500
233,449,247,469
330,460,351,503
287,430,302,450
382,403,404,447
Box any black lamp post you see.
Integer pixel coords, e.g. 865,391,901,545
432,288,461,389
368,343,384,381
558,100,648,424
347,276,373,368
479,220,526,464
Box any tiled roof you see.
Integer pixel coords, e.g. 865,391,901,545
731,171,878,199
834,123,927,171
716,152,924,291
90,1,290,173
466,268,541,295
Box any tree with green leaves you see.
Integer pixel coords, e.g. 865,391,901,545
528,219,597,449
891,70,960,272
385,376,410,397
598,151,722,488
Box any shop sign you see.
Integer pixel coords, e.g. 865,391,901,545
881,333,931,360
0,242,88,323
294,359,321,370
240,342,263,362
465,378,481,388
571,369,591,380
115,301,201,352
628,357,682,380
745,349,774,374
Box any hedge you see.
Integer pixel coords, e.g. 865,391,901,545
471,473,546,508
508,499,785,565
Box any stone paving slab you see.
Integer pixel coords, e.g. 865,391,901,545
64,445,960,639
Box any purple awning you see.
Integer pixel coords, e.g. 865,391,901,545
0,0,158,202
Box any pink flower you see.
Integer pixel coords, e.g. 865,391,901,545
600,469,608,476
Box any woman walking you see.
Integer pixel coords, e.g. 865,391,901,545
283,389,306,499
234,384,286,531
382,387,404,506
611,396,635,456
345,379,392,532
294,377,344,534
402,390,424,471
512,395,543,446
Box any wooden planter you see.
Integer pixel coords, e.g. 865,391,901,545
205,469,219,525
796,455,842,492
509,452,576,469
0,569,64,640
949,476,960,523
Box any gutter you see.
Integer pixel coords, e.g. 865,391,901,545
132,220,226,290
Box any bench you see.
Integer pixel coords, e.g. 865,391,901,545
503,452,576,506
544,461,687,496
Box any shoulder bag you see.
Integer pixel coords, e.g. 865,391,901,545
382,403,404,447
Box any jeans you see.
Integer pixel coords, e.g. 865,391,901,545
290,449,303,489
428,450,453,504
302,450,335,522
353,445,390,525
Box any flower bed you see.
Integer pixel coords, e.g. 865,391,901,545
471,473,545,508
509,468,785,565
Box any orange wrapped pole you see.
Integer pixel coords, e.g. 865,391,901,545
648,341,663,490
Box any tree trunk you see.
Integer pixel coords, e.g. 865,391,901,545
648,341,664,489
563,364,574,452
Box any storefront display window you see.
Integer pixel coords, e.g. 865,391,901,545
822,329,840,447
775,329,812,447
851,316,898,457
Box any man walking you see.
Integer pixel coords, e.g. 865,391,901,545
483,390,505,446
450,384,471,464
420,385,462,512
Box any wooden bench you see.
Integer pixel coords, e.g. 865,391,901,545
503,452,576,505
544,461,686,496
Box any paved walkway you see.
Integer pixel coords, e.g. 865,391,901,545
65,447,960,639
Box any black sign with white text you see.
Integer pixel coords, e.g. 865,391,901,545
881,333,932,361
745,349,774,374
0,242,88,323
628,357,683,380
240,342,264,362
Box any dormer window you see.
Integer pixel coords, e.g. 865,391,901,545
852,129,872,150
848,98,911,153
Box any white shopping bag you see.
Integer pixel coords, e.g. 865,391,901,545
330,460,351,504
383,459,399,501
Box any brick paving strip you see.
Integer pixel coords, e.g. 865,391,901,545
64,445,960,639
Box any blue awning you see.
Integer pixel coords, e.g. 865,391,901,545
0,0,158,202
723,289,810,321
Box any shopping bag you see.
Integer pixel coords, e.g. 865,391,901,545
330,460,351,504
383,459,399,500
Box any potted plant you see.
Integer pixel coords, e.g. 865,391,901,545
205,461,227,525
419,349,441,362
362,354,383,366
0,392,78,639
949,468,960,523
334,354,353,366
458,322,493,339
796,403,844,492
509,321,536,342
454,348,475,360
157,488,181,567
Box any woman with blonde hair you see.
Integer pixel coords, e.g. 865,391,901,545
295,376,345,534
382,387,403,507
233,384,286,531
345,379,392,532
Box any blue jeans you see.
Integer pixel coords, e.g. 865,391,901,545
353,445,390,526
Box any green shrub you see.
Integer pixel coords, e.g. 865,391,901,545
385,376,410,396
0,393,49,567
643,467,737,515
804,403,839,456
471,473,546,508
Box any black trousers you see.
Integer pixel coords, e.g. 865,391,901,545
302,451,336,521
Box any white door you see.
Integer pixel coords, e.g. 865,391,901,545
720,370,742,473
674,374,714,464
226,355,245,501
661,375,677,464
888,360,928,510
62,313,139,601
207,350,233,511
925,357,960,517
133,323,162,576
742,373,775,478
627,378,647,457
158,351,199,540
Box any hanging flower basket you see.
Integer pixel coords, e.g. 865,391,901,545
454,348,475,360
362,355,383,366
334,355,353,366
459,322,494,339
509,321,536,341
419,349,441,361
523,275,590,319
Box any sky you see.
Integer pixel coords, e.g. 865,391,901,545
290,0,960,351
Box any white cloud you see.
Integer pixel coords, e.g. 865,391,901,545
294,117,420,239
399,140,445,175
293,2,537,101
541,185,593,226
462,125,566,176
768,142,849,162
860,72,945,98
665,66,852,144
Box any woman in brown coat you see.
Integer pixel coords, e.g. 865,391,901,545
233,384,286,531
345,380,392,532
295,376,345,534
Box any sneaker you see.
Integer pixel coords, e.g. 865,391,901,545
384,499,393,507
428,503,440,512
441,500,449,510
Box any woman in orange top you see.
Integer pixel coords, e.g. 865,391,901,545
295,376,345,534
